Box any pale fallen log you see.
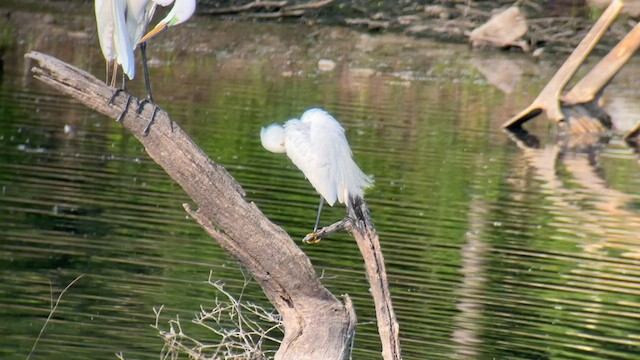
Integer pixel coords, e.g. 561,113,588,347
502,0,623,129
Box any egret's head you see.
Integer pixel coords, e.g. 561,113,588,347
138,0,196,43
260,124,286,153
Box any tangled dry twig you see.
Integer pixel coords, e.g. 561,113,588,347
151,271,284,360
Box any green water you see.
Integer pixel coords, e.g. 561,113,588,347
1,3,640,359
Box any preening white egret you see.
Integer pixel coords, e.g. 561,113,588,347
94,0,196,133
261,108,373,241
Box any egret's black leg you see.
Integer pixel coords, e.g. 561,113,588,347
137,42,172,135
137,42,155,124
313,196,324,232
140,42,154,103
137,42,155,115
109,72,131,122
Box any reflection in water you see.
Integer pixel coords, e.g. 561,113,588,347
471,57,524,94
1,4,640,360
503,128,640,357
509,129,640,257
452,196,489,359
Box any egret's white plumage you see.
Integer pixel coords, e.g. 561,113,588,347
261,108,373,207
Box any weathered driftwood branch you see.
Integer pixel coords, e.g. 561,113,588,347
301,199,402,359
300,199,402,359
346,197,401,360
25,51,357,360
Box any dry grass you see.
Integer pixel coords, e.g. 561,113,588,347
27,274,85,360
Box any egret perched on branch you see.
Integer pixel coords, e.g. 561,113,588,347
261,108,373,242
94,0,196,133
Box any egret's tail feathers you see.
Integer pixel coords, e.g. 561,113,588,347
260,124,287,153
338,167,374,205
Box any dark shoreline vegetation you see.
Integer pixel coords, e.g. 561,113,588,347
2,0,638,54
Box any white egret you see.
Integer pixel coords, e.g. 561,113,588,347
261,108,373,241
94,0,196,133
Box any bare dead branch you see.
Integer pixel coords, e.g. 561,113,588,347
201,0,335,17
200,1,288,15
286,0,335,11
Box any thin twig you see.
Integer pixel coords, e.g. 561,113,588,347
201,0,288,15
287,0,336,11
202,0,335,19
27,274,84,360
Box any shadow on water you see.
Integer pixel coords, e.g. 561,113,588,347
1,3,640,359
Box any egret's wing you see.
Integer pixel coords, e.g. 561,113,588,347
303,109,373,204
127,0,158,45
284,119,338,206
113,0,135,79
95,0,116,61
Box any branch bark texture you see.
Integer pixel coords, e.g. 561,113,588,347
25,51,356,360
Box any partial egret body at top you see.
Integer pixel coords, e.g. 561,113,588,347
94,0,196,82
94,0,196,132
94,0,157,83
261,108,373,234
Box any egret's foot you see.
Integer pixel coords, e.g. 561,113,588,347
108,88,124,106
108,89,131,122
142,106,159,136
115,94,132,123
138,99,173,135
137,98,154,116
302,232,322,245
